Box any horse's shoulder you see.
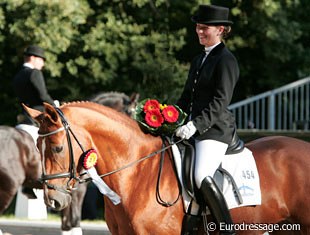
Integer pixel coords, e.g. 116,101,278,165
0,125,13,134
0,125,24,141
0,125,37,165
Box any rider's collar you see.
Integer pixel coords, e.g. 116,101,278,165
23,62,34,69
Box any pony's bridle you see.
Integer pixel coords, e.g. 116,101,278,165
39,108,90,193
38,108,181,206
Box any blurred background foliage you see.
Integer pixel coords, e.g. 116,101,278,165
0,0,309,125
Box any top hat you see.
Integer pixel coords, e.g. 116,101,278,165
24,45,46,60
191,5,233,25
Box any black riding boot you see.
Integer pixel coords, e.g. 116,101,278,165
181,214,201,235
200,176,236,235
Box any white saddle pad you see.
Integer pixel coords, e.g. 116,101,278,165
15,124,39,145
221,148,261,209
172,145,261,215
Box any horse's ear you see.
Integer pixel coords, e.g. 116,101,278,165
22,103,42,122
130,93,140,103
22,103,60,125
43,102,60,123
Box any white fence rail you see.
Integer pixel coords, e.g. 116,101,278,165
229,76,310,131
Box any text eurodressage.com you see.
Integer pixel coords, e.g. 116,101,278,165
219,222,300,232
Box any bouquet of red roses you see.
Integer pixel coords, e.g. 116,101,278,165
134,99,187,136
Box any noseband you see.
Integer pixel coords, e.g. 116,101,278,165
39,108,89,193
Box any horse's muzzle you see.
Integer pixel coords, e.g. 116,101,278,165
44,186,72,211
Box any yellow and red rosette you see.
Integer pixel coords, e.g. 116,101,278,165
83,149,98,169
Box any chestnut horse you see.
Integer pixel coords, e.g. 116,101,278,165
0,125,85,234
24,102,310,235
0,92,138,234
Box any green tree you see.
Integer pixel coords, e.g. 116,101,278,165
217,0,310,101
0,0,92,123
0,0,309,125
63,0,188,101
0,0,188,125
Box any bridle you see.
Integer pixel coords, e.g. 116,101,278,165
39,108,90,194
38,108,182,206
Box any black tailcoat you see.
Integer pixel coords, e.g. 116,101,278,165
13,66,54,111
177,42,239,144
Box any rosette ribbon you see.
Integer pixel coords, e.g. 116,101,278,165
87,167,121,205
83,149,121,205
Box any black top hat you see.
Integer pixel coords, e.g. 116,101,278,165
24,45,46,60
191,5,233,25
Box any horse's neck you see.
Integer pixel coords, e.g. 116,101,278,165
83,114,163,195
67,104,165,189
73,105,160,172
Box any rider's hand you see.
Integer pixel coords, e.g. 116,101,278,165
175,121,197,140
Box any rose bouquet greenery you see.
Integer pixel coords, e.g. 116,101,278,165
134,99,187,136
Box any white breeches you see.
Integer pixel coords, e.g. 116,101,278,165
194,139,228,188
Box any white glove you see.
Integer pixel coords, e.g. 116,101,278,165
175,121,197,139
54,100,60,107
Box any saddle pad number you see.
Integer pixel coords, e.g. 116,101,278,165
242,170,255,180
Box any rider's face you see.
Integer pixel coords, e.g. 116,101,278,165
195,24,224,47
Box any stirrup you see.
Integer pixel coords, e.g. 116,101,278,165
181,214,200,235
202,211,236,235
202,211,210,235
200,177,236,234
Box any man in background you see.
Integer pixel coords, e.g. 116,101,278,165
13,45,57,124
13,45,58,199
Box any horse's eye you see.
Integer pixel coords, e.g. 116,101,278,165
51,146,64,154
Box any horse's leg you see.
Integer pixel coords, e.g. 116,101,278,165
61,183,88,235
0,172,20,213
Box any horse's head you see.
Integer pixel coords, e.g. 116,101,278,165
88,91,140,117
126,92,140,117
23,103,91,211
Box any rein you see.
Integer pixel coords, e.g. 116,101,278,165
39,108,183,206
96,137,183,207
97,138,184,178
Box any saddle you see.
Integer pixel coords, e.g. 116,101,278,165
175,130,244,205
